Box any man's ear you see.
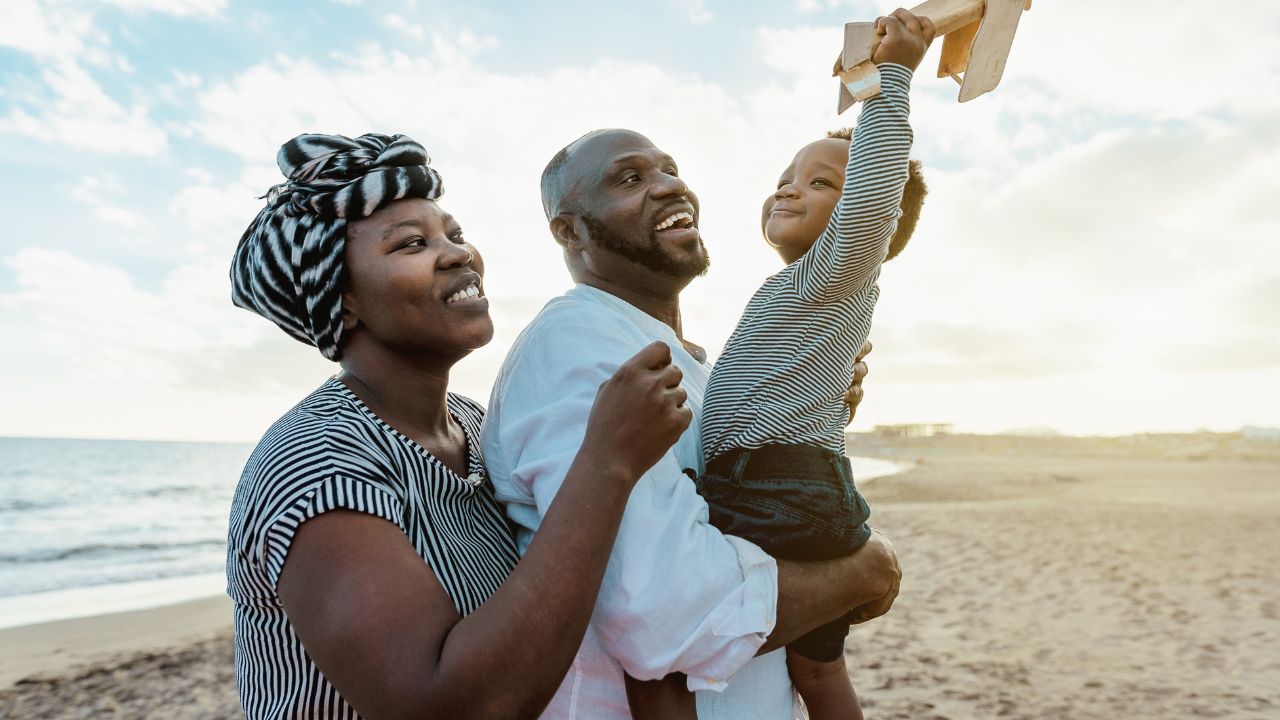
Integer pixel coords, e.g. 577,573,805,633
550,214,584,252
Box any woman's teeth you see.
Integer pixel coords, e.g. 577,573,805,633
446,284,482,304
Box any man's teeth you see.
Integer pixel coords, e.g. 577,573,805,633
654,211,693,231
446,284,482,304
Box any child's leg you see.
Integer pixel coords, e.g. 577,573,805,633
624,672,697,719
787,648,863,720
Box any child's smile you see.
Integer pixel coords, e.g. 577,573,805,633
760,137,849,264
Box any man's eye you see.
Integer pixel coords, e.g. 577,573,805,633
663,166,679,176
622,172,641,183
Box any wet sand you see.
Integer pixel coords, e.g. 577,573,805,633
2,435,1277,719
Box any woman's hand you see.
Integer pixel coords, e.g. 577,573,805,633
583,341,693,483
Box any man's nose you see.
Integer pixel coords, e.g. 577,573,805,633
652,172,690,198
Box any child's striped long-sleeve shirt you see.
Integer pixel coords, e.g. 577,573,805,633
700,63,915,460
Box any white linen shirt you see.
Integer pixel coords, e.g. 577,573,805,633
482,284,797,719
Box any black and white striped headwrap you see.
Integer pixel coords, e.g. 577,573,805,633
230,132,444,360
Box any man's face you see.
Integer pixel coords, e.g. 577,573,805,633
563,130,709,280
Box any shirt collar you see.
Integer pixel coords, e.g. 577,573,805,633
568,283,684,346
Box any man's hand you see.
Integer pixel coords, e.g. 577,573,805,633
872,8,937,71
844,339,872,425
846,529,901,624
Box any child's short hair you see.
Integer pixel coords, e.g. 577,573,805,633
826,128,927,262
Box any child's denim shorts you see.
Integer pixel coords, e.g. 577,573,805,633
694,443,872,662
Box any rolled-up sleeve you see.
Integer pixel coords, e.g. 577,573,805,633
490,309,778,692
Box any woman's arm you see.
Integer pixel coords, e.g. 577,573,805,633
278,342,690,720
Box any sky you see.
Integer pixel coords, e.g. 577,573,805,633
1,0,1277,442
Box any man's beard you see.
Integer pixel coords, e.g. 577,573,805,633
581,213,710,278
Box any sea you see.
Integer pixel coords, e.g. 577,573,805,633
0,436,906,630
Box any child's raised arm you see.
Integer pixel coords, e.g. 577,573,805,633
793,10,934,304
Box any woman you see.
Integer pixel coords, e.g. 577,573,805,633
226,132,692,719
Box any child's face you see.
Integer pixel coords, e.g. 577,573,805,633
760,138,849,264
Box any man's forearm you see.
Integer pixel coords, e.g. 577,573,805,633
761,540,898,654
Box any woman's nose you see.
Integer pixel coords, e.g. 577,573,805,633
438,243,474,269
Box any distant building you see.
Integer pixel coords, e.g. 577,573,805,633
1242,426,1280,441
873,423,952,439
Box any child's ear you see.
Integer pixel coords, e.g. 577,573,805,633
550,215,584,252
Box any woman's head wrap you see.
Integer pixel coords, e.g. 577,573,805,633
230,132,443,360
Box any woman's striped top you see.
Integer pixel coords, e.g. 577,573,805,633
700,64,915,460
226,377,519,719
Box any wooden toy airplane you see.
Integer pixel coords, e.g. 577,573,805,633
834,0,1032,113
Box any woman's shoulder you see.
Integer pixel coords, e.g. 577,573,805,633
446,392,485,420
238,380,395,495
446,392,485,444
229,380,405,562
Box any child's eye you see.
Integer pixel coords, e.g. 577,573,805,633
812,178,829,187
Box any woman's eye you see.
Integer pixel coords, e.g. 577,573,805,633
448,230,466,243
401,236,427,248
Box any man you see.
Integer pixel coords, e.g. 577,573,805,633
481,128,901,719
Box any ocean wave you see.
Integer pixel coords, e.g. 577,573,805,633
0,539,225,564
0,497,65,512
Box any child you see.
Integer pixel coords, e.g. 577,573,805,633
623,8,934,720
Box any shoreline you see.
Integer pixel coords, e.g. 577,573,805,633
0,594,232,689
0,572,227,632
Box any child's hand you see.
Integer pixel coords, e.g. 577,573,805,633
871,8,936,71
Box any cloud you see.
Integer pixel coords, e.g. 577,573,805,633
383,13,425,41
69,174,148,233
686,0,713,24
791,0,877,14
0,1,170,155
0,59,168,155
0,0,98,59
99,0,227,16
0,248,323,438
869,320,1098,383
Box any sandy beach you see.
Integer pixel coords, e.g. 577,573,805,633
2,434,1276,719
